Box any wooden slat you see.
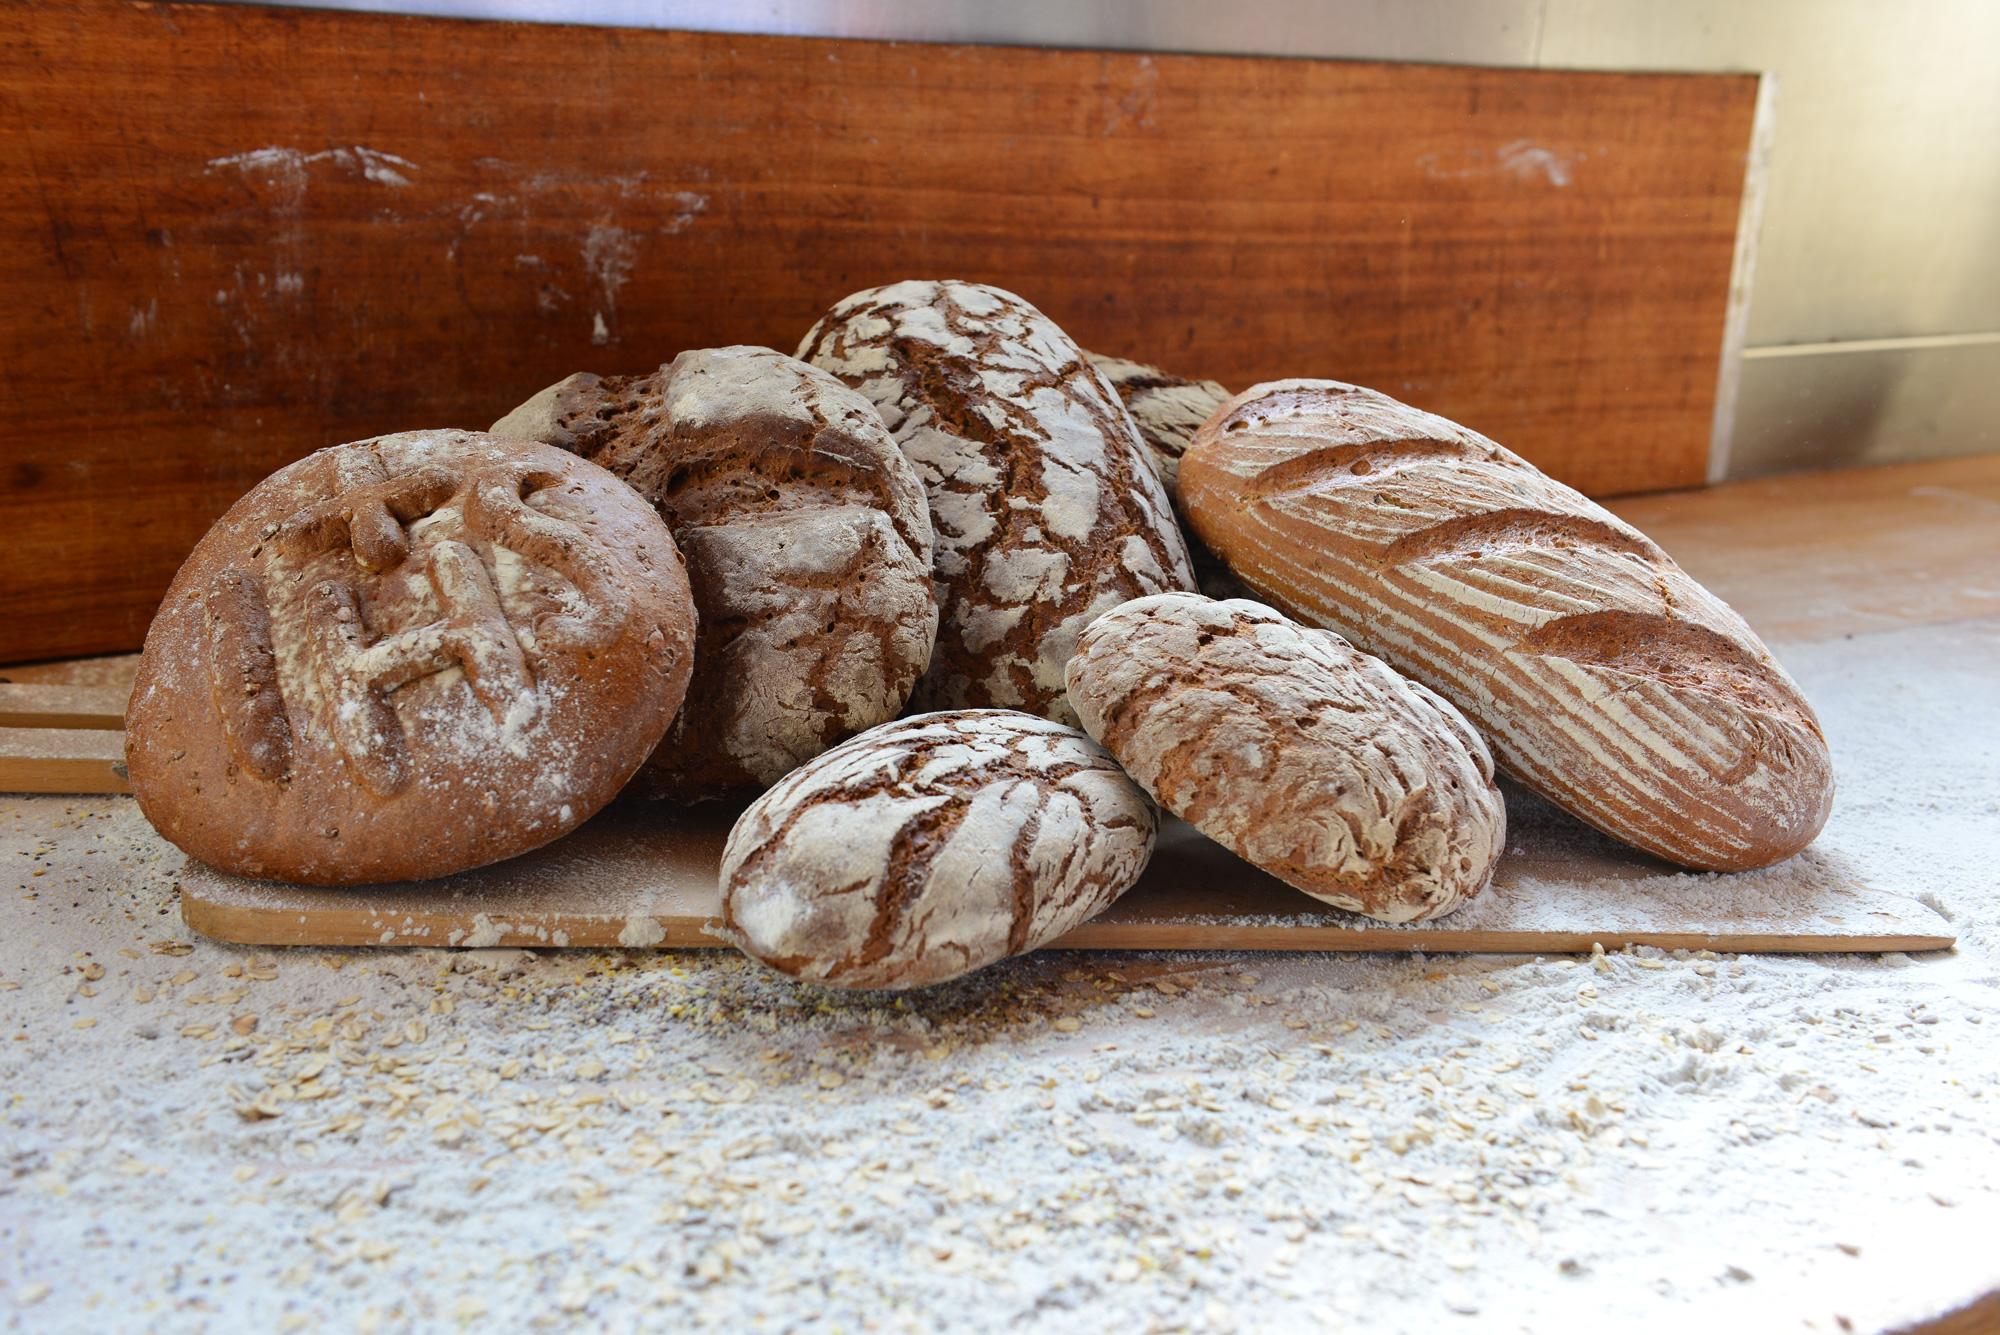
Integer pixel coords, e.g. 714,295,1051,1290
0,0,1759,662
0,727,131,793
0,683,129,730
176,798,1954,956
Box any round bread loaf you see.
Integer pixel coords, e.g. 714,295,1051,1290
126,430,697,885
1178,379,1835,872
719,710,1158,990
1084,352,1230,501
493,346,938,798
799,281,1197,726
1067,593,1504,923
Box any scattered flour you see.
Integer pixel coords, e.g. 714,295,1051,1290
0,618,1995,1333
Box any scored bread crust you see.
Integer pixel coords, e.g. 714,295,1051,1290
125,430,696,884
1067,594,1504,923
719,710,1158,990
799,281,1198,726
1178,380,1835,872
494,346,938,798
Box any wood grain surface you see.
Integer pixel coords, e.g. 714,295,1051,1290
0,0,1759,662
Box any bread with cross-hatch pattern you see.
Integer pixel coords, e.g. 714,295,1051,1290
799,281,1198,726
125,430,696,884
492,345,938,799
1177,379,1834,872
718,710,1157,989
1067,593,1504,923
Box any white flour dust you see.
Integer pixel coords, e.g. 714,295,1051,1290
1,617,1997,1334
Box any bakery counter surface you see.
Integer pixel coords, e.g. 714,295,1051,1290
4,457,1998,1334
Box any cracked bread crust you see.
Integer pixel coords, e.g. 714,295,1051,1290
1178,379,1835,872
1084,352,1230,501
494,346,938,799
798,281,1197,727
1067,594,1503,923
718,710,1158,990
125,430,696,884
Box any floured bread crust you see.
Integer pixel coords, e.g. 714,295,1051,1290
799,281,1197,726
718,710,1157,990
1179,380,1835,872
125,430,696,885
494,346,937,798
1084,352,1230,501
1084,351,1248,601
1068,594,1503,923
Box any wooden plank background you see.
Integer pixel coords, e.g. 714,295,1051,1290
0,0,1758,663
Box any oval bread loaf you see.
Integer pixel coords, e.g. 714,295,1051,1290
1083,352,1231,501
799,281,1197,725
1178,380,1834,872
493,346,938,798
126,430,696,884
1068,593,1504,923
719,710,1158,990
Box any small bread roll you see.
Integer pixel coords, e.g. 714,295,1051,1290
1067,593,1504,923
719,710,1157,989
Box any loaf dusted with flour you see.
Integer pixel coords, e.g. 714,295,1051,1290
126,431,696,884
1068,594,1503,922
1084,353,1231,501
799,282,1197,725
1179,380,1834,872
719,710,1157,989
494,346,937,798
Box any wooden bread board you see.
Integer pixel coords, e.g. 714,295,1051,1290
0,684,132,794
177,789,1954,956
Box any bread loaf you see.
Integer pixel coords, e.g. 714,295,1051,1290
1084,353,1231,501
1179,380,1834,872
126,430,696,884
1067,593,1503,922
494,346,937,798
799,281,1197,725
1083,352,1248,601
719,710,1157,989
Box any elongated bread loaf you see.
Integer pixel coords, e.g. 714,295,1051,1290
1179,380,1834,872
719,710,1157,989
799,281,1197,725
1068,594,1503,923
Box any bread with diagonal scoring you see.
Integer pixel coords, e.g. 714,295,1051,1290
1178,380,1834,872
799,282,1197,725
719,710,1157,989
1068,594,1504,922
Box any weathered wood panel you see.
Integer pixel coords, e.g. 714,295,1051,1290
0,0,1758,661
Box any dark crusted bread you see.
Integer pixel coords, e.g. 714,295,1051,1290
1179,380,1835,872
1068,593,1504,923
125,430,696,884
798,281,1197,726
493,346,937,798
718,710,1157,990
